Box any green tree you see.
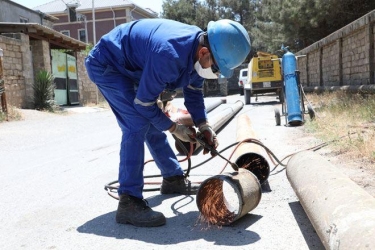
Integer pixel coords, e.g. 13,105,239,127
218,0,256,28
162,0,209,28
161,0,375,54
260,0,375,51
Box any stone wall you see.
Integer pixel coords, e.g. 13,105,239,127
76,52,104,105
29,39,51,107
0,33,31,108
297,10,375,87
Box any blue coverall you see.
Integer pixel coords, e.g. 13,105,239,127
85,19,208,199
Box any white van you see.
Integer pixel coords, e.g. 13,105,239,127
238,68,248,95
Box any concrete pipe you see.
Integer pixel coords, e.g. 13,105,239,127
233,114,270,185
196,168,261,226
287,150,375,249
176,100,244,155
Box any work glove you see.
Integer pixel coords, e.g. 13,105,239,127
169,123,196,142
198,123,219,156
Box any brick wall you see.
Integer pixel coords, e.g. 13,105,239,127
297,10,375,87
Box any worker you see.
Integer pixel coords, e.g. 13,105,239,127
85,18,250,227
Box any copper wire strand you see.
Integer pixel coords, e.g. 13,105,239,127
105,134,338,200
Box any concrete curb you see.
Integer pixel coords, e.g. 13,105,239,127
286,150,375,249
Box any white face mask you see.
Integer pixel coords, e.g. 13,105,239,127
194,59,218,79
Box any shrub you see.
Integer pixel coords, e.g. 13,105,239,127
33,70,55,111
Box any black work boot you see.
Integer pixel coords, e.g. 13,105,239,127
116,194,166,227
160,175,199,195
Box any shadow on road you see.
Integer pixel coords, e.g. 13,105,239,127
77,196,263,246
288,201,324,249
252,101,281,106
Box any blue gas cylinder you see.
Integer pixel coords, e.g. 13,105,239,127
282,51,302,125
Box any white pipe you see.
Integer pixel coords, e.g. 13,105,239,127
130,4,136,21
92,0,96,45
84,15,88,43
110,6,116,27
92,0,98,104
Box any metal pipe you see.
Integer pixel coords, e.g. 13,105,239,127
196,168,261,226
208,100,244,132
303,84,375,94
170,98,226,127
287,150,375,249
233,113,270,184
175,100,244,155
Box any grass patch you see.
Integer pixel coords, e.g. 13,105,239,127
305,91,375,164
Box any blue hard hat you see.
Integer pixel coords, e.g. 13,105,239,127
207,19,251,78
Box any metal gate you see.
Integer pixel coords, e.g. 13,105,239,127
51,50,79,105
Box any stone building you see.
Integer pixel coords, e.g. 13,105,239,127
0,0,158,110
0,0,86,109
0,23,86,108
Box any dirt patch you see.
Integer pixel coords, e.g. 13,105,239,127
16,109,65,121
13,106,107,121
324,151,375,197
296,131,375,198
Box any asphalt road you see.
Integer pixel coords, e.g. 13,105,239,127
0,94,324,250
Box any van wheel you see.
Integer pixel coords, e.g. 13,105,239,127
274,108,281,126
244,89,251,104
278,88,285,103
203,83,208,96
219,82,228,96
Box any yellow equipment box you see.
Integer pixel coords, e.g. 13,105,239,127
243,52,283,104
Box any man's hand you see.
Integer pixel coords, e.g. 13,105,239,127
169,123,196,142
198,123,219,155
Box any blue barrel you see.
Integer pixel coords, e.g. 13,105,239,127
282,51,303,125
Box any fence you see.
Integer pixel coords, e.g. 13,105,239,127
296,9,375,92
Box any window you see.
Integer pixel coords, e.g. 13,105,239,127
20,17,28,23
78,29,86,43
61,30,70,37
69,8,77,22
